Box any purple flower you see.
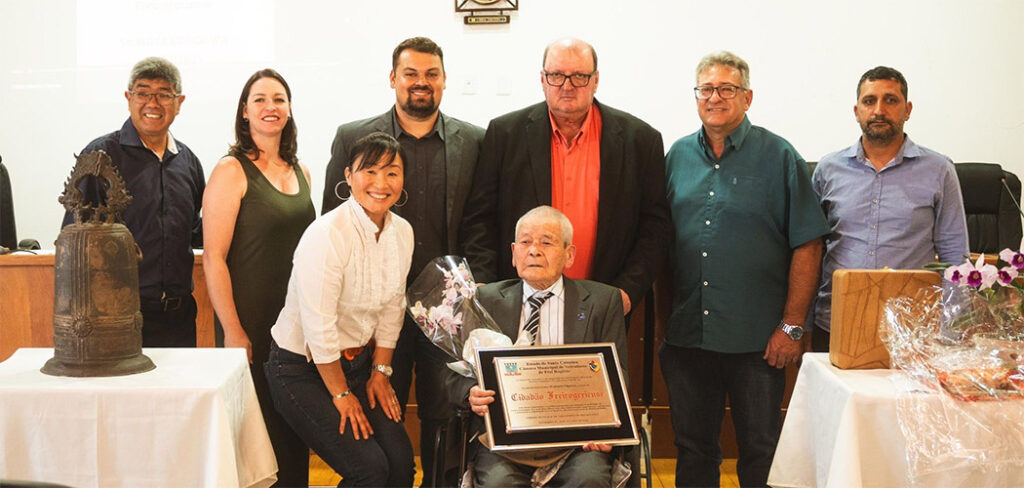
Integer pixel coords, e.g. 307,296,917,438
944,265,966,284
998,238,1024,270
946,255,998,290
998,266,1019,285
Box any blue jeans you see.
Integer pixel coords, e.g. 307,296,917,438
474,449,612,488
265,342,415,487
659,343,784,488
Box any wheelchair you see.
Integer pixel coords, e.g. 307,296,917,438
428,406,653,488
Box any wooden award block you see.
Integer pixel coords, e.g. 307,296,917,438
829,269,941,369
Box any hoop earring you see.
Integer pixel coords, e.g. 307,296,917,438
334,181,350,202
394,189,409,208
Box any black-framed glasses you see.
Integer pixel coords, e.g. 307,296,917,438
693,84,746,100
130,91,179,104
543,71,595,88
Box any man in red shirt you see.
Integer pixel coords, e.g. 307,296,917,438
461,38,670,315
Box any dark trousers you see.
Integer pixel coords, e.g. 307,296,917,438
659,343,785,488
811,324,830,353
251,357,309,487
391,317,454,486
266,342,414,487
140,294,197,347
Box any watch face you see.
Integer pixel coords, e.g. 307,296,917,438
781,323,804,340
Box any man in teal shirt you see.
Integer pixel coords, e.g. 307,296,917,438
661,51,829,487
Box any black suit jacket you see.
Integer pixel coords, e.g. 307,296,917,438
322,106,485,254
445,277,627,409
460,100,670,304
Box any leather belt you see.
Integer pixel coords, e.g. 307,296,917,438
343,338,375,361
140,294,184,312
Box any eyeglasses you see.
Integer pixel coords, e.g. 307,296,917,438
543,71,595,88
130,91,179,104
693,84,746,100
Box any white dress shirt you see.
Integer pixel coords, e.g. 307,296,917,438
517,277,566,346
271,198,414,364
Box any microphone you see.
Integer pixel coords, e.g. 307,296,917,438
1001,178,1024,220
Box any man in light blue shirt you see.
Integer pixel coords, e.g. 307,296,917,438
811,66,969,351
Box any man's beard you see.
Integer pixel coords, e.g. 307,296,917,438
401,89,438,119
861,117,900,144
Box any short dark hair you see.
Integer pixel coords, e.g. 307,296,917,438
230,68,298,165
349,132,406,174
391,37,444,72
542,39,598,71
858,66,908,99
128,57,182,94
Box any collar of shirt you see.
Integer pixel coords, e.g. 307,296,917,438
521,276,565,303
344,197,394,238
850,133,924,170
392,108,445,141
520,277,566,345
697,115,752,161
118,118,179,159
548,103,599,148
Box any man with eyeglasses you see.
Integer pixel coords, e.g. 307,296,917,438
62,57,205,347
320,37,484,486
661,51,828,488
809,66,968,352
462,37,670,320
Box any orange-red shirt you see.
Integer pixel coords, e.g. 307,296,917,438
550,104,602,280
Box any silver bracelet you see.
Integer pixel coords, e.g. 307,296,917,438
333,390,352,400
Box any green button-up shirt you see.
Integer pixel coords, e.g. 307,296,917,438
664,116,828,353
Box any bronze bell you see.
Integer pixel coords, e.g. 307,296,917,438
42,151,155,377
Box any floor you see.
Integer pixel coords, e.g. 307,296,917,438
309,455,741,487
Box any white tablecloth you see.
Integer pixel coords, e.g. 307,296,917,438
768,353,1024,488
0,348,278,488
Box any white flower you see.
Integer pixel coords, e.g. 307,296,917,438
410,301,428,321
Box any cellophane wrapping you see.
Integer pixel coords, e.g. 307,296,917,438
406,255,516,378
881,283,1024,480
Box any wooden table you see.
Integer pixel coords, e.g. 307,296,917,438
0,251,215,361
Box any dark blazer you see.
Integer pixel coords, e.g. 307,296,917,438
459,100,670,305
445,277,627,410
322,107,485,254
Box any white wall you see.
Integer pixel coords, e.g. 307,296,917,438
2,0,1022,247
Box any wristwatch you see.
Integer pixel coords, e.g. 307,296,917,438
374,364,393,377
778,322,804,340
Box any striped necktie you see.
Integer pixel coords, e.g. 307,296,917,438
523,291,552,345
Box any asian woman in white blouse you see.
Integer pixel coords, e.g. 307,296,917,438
265,132,415,487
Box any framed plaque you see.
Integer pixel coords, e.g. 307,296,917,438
475,343,638,451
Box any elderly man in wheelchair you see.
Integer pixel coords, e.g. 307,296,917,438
445,206,635,487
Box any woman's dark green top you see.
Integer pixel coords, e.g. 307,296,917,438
214,153,315,366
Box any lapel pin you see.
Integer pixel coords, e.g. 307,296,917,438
577,312,585,321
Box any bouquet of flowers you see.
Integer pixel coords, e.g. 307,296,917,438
406,256,528,378
880,242,1024,479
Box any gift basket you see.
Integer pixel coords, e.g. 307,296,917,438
406,256,528,378
882,250,1024,481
